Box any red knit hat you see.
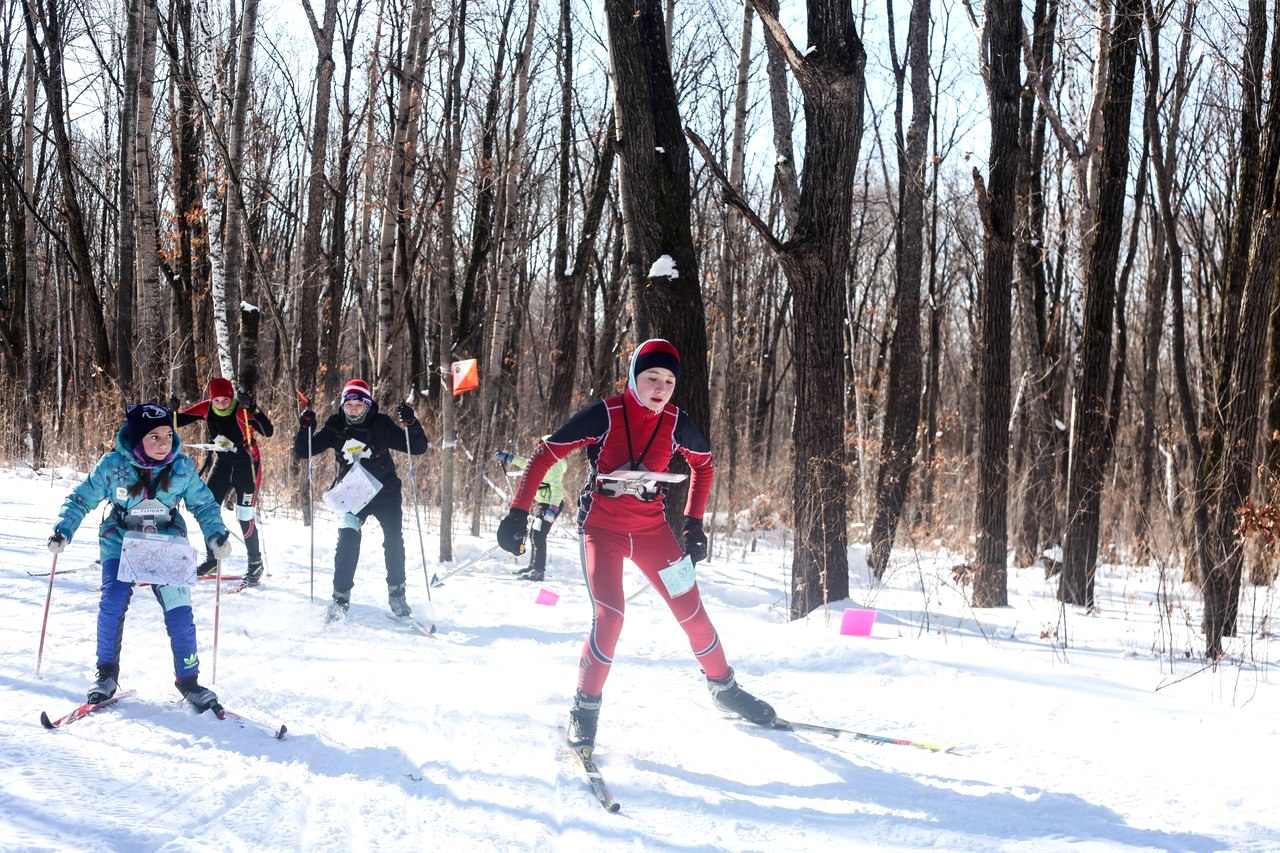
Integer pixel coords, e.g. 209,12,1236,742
341,379,373,404
209,377,234,400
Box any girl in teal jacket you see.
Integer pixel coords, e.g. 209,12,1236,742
49,403,231,711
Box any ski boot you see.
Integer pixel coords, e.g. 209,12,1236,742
515,566,545,582
388,584,412,618
325,591,350,623
567,691,602,748
176,675,220,714
707,670,776,726
241,558,264,587
195,556,218,578
87,662,119,705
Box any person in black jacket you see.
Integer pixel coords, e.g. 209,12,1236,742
177,377,273,585
295,379,428,621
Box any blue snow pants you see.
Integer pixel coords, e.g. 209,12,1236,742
96,558,200,679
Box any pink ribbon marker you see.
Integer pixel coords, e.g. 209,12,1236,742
840,608,876,637
535,588,559,606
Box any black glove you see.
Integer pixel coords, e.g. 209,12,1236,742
299,409,317,430
168,394,180,412
238,391,255,411
494,450,514,464
683,516,708,565
496,508,529,555
48,531,68,554
396,401,417,426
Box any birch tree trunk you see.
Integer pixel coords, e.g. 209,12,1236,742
135,0,164,399
116,0,142,393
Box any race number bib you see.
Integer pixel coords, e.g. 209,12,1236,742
118,531,198,586
657,554,696,598
323,461,383,515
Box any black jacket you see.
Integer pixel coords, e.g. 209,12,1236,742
294,402,428,487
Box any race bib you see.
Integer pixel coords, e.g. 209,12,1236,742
323,461,383,515
118,531,198,586
657,554,696,598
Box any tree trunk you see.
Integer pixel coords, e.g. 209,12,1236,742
134,0,164,399
604,0,710,439
116,0,142,394
746,0,864,617
296,0,338,396
868,0,930,579
220,0,260,386
23,0,111,376
1059,0,1143,608
375,0,430,391
972,0,1022,608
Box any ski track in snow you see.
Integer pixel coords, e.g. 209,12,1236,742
1,465,1278,851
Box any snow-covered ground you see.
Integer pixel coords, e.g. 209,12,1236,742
2,464,1278,852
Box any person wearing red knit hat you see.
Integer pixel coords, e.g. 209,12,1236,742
176,376,274,586
496,338,776,751
295,379,428,621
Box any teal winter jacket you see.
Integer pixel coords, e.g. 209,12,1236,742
54,425,229,563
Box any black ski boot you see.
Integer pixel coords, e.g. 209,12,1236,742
516,566,545,582
388,584,412,618
707,671,776,726
176,675,220,713
326,591,350,623
87,662,119,704
242,559,264,587
567,691,602,748
195,556,218,578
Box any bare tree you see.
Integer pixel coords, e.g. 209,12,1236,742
296,0,338,396
1059,0,1143,608
695,0,866,617
867,0,931,579
604,0,710,435
23,0,111,377
969,0,1021,607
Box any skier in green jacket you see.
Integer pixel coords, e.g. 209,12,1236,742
495,439,567,581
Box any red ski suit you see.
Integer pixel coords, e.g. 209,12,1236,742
510,388,731,696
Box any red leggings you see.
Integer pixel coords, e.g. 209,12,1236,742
576,524,731,696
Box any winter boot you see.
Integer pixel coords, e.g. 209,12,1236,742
325,591,350,623
707,670,776,726
195,555,218,578
388,584,412,618
87,662,119,705
567,691,602,748
242,558,264,587
176,675,220,713
516,566,545,582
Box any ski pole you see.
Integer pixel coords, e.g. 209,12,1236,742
212,554,223,684
405,418,433,606
297,389,315,603
35,551,59,677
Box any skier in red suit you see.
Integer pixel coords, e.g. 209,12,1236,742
497,338,776,748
